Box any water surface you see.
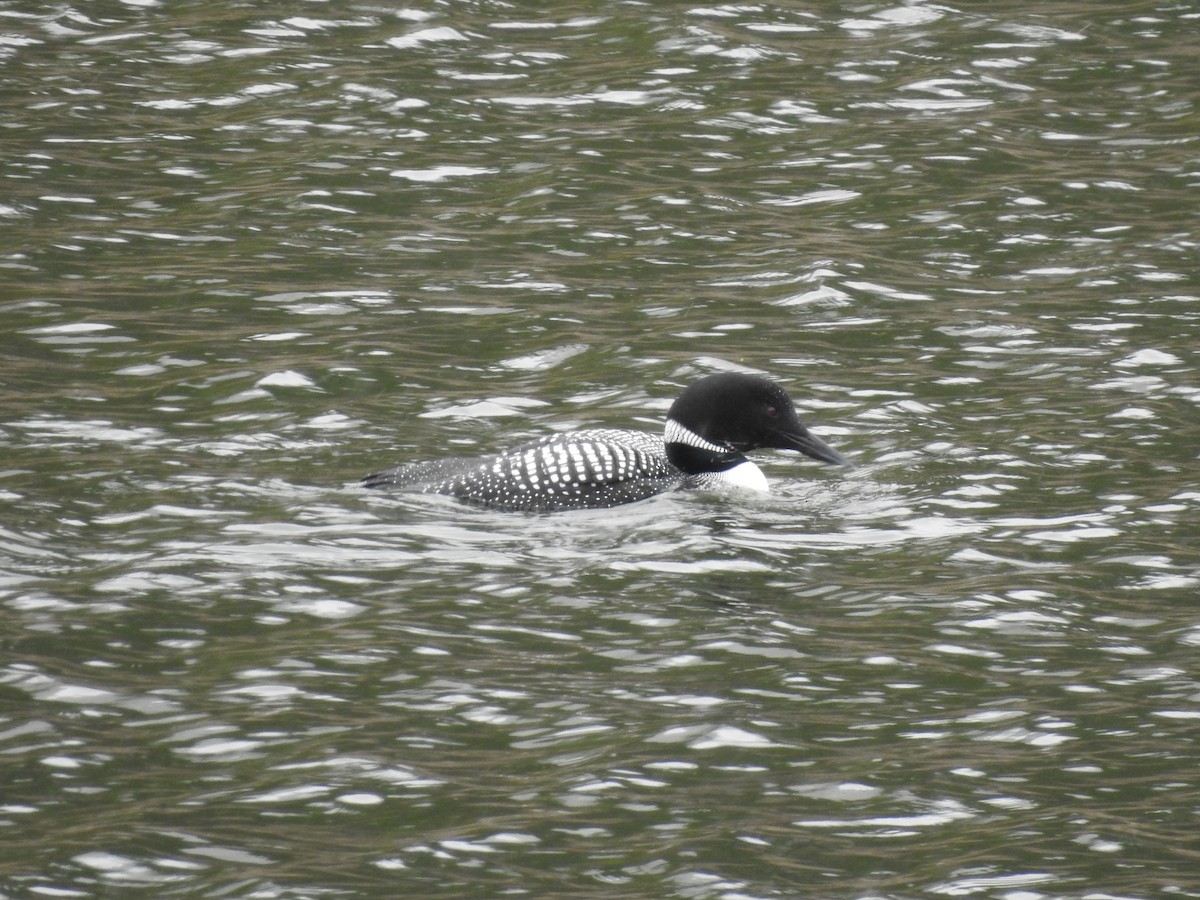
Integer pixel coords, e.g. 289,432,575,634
2,1,1198,897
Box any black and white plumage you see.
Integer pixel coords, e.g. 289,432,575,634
362,372,846,512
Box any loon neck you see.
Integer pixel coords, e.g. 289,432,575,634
663,418,747,475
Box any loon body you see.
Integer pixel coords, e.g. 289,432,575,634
362,372,846,512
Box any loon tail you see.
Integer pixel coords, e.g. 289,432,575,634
361,455,487,491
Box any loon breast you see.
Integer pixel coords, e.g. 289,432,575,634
362,428,681,512
700,459,769,493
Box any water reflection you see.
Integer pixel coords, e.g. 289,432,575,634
2,0,1199,896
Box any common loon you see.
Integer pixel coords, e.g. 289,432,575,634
362,372,846,512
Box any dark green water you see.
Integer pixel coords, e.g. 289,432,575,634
2,2,1198,897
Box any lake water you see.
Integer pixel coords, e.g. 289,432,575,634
2,1,1198,897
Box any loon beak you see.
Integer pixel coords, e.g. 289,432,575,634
775,427,848,466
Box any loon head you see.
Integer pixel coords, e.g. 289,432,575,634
663,373,847,476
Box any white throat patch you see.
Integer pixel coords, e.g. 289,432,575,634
714,460,769,493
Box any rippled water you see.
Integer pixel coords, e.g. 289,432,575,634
3,1,1199,897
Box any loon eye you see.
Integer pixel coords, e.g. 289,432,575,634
766,406,778,418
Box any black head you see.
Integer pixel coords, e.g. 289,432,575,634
666,372,847,466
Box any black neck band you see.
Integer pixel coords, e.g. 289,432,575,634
666,442,745,476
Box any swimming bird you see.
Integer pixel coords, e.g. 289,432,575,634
362,372,846,511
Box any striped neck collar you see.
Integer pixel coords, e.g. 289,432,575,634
664,418,727,453
664,418,745,475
